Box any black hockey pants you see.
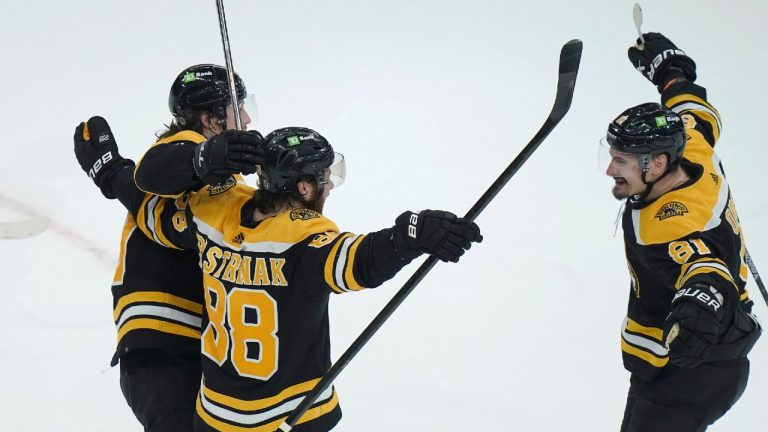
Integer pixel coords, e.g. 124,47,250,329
119,349,202,432
620,358,749,432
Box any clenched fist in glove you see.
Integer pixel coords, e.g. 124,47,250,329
392,210,483,263
628,32,697,92
193,130,265,185
74,116,133,199
663,283,731,368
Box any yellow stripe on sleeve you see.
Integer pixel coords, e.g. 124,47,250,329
621,340,669,368
116,318,201,342
625,318,664,342
324,233,353,293
113,291,203,321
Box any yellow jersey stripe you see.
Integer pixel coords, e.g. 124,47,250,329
625,318,663,342
324,234,353,293
151,197,181,250
675,258,737,291
343,235,367,291
113,291,203,320
116,318,201,342
196,390,339,432
202,379,321,411
112,215,136,286
621,339,669,368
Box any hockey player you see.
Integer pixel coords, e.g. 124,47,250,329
604,32,761,431
73,64,262,432
77,120,482,431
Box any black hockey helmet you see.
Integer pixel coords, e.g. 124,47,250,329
258,127,345,193
168,64,246,120
605,102,686,171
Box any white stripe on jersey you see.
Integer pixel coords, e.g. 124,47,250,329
334,235,360,292
116,305,202,329
193,216,295,253
621,318,669,357
199,383,334,426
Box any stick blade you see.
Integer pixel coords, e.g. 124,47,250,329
0,217,50,240
550,39,583,121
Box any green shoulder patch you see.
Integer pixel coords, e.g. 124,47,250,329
655,201,689,221
290,208,320,221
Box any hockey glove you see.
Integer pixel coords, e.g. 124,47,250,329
663,283,728,368
74,116,132,199
193,130,264,185
392,210,482,263
627,32,697,92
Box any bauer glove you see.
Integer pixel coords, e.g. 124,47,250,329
193,130,264,185
74,116,133,199
627,32,697,92
392,210,482,263
663,283,730,368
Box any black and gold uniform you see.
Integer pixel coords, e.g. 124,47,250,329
112,131,209,365
619,81,755,378
130,182,413,432
103,129,210,432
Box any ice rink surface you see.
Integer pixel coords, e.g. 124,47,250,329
0,0,765,430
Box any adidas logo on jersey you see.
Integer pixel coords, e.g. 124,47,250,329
231,233,244,245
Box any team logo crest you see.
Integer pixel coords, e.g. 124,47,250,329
655,201,688,220
681,113,697,129
290,208,320,221
208,176,237,195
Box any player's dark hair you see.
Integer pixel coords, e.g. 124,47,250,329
250,175,320,215
155,111,207,140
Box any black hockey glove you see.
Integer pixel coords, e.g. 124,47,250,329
74,116,133,199
392,210,482,263
193,130,264,185
628,32,697,92
663,283,728,368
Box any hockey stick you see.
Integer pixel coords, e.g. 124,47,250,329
276,39,583,432
745,249,768,307
0,218,49,240
633,3,646,48
215,0,244,130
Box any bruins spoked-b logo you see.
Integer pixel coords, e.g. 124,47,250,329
290,208,320,221
655,201,688,220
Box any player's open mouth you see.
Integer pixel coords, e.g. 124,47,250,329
614,177,627,185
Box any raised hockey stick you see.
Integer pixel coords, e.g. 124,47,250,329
215,0,244,130
633,3,646,48
745,249,768,307
276,39,583,432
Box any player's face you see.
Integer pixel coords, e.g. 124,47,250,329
606,149,645,200
224,101,252,131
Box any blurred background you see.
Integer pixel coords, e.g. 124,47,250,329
0,0,765,430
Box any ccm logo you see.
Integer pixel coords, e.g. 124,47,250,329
88,151,114,179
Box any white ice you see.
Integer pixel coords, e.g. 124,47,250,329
0,0,765,430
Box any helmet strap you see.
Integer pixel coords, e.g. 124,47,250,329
632,154,674,203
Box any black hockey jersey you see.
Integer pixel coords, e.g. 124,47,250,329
133,182,411,432
619,82,755,380
108,130,208,365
